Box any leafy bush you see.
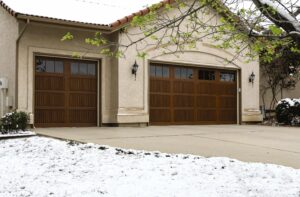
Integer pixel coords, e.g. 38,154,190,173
276,98,300,126
15,111,30,131
0,111,30,134
276,100,291,124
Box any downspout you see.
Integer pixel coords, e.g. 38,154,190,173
15,18,30,110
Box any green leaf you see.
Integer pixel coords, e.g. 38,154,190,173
72,52,81,58
269,25,283,36
61,32,74,41
137,52,147,59
291,47,300,54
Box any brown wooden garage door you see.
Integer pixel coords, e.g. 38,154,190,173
34,56,98,127
150,64,237,125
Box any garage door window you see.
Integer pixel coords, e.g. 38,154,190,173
55,61,64,73
71,63,79,74
220,72,235,82
199,70,215,80
71,62,96,76
175,67,193,79
150,65,169,78
88,64,96,75
79,63,88,75
36,58,64,73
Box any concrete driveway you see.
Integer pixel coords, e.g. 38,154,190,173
35,125,300,169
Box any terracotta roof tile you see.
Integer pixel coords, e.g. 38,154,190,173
109,0,174,28
0,0,170,30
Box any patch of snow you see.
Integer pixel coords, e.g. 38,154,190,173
258,0,300,31
2,112,13,118
278,98,300,106
224,0,299,34
0,131,36,139
0,137,300,197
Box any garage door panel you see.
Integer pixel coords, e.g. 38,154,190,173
69,93,97,107
219,110,237,122
197,82,217,95
69,78,97,92
196,95,216,108
35,109,65,124
173,81,194,94
173,95,194,107
150,109,171,122
197,110,217,121
35,76,65,91
218,84,237,95
150,94,170,108
150,64,237,125
174,109,194,122
150,80,171,93
219,96,236,108
69,109,97,124
35,92,65,107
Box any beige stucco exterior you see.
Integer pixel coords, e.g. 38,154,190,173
260,81,300,110
0,7,18,116
279,86,300,102
117,41,261,123
117,5,262,124
0,4,262,125
16,21,119,125
260,61,300,110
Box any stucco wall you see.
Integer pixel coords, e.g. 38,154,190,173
260,81,300,110
281,85,300,100
17,22,118,124
0,7,18,116
117,3,261,123
15,2,261,125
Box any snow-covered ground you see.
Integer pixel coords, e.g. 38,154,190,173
0,131,36,139
0,137,300,197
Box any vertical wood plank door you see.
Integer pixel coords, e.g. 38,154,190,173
150,64,237,125
34,56,98,127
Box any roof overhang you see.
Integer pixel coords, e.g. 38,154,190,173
16,14,113,32
0,0,174,33
1,0,247,35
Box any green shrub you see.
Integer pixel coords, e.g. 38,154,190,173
276,99,300,126
15,111,29,131
276,100,292,124
0,111,30,134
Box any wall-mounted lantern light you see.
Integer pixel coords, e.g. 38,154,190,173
249,72,255,84
132,61,139,80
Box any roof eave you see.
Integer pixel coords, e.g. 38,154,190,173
16,14,113,32
1,0,175,33
109,0,174,29
0,0,17,16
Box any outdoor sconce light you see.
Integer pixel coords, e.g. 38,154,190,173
249,72,255,84
132,61,139,80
